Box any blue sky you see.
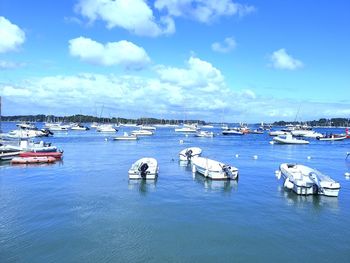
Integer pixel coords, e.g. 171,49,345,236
0,0,349,122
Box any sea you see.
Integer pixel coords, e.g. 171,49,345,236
1,122,350,263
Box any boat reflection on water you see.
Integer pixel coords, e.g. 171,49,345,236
193,173,238,194
128,179,157,195
278,185,339,211
1,160,64,168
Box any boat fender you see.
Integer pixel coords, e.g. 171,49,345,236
284,178,293,189
192,165,196,173
204,170,209,177
275,170,281,180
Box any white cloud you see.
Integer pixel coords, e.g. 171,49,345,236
154,0,255,23
0,16,26,53
0,60,25,70
270,48,303,70
212,37,236,53
68,37,151,70
155,56,225,90
75,0,174,36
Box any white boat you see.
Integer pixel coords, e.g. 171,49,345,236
113,132,138,141
201,124,214,128
316,135,346,141
174,125,199,133
90,122,99,128
131,129,154,136
178,147,202,161
128,158,158,179
272,134,309,144
279,163,340,197
291,130,323,138
222,129,244,135
71,124,90,131
195,131,214,137
45,123,70,131
191,157,239,180
139,125,156,131
96,124,117,132
5,129,52,138
16,122,37,129
269,130,289,136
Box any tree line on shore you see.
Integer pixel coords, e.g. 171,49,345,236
0,114,206,125
273,118,350,127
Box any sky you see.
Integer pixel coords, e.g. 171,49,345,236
0,0,349,122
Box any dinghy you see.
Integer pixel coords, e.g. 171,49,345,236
128,158,158,179
178,147,202,161
191,157,239,180
11,156,57,164
272,134,309,144
222,129,244,135
279,163,340,197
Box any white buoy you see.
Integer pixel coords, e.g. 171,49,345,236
104,138,108,141
179,139,184,144
235,154,239,158
253,155,258,160
269,141,274,145
307,156,311,160
185,134,189,137
345,172,350,177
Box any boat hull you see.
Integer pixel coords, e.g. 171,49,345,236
192,157,238,180
128,158,158,180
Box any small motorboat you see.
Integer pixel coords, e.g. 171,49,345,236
131,129,153,136
250,129,264,134
222,129,244,135
194,131,214,137
113,132,138,141
96,124,118,132
191,157,239,180
71,124,90,131
128,158,158,179
272,134,309,144
179,147,202,161
19,151,63,159
269,130,289,136
11,156,57,164
316,135,346,141
279,163,340,197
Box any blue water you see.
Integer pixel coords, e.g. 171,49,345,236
1,122,350,262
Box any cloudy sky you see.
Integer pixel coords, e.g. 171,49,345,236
0,0,349,122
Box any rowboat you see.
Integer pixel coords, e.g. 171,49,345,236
19,151,63,159
128,158,158,179
191,157,239,180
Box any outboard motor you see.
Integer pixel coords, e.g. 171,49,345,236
139,163,149,178
185,149,193,161
222,165,233,179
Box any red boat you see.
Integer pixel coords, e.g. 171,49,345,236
11,156,57,164
19,151,63,159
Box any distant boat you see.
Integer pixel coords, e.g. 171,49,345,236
191,157,239,180
139,125,156,131
272,134,309,144
113,132,138,141
279,163,340,197
96,124,117,132
175,124,199,133
128,158,158,179
316,135,346,141
19,151,63,159
131,129,153,136
269,130,289,136
178,147,202,161
222,129,244,135
71,124,90,131
195,131,214,137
